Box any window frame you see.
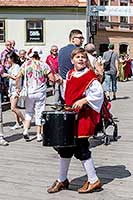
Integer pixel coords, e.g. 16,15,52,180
0,19,5,43
25,18,45,45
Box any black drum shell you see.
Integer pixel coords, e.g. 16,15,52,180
42,111,77,147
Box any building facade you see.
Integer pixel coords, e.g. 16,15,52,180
95,0,133,56
0,0,86,59
0,0,133,57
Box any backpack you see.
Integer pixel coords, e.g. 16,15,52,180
104,52,113,71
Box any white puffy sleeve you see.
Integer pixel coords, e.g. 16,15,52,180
85,80,104,113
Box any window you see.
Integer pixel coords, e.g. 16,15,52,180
120,0,129,25
100,16,109,22
120,16,128,23
99,0,109,23
120,0,128,6
0,20,5,42
26,19,43,43
120,0,128,4
100,0,109,5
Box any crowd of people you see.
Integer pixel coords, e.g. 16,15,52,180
0,29,132,194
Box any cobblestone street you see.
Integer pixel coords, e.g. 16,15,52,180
0,80,133,200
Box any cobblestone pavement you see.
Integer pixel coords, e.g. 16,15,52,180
0,80,133,200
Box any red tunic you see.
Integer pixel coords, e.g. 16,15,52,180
65,68,100,138
46,54,58,75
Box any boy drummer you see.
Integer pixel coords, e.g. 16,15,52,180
47,47,104,194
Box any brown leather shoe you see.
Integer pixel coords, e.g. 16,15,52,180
78,179,101,193
78,180,89,193
47,179,69,193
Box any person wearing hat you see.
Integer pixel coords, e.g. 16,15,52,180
103,43,119,101
16,47,55,142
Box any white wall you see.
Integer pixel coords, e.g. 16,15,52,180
0,11,86,60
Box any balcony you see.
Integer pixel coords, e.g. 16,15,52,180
98,20,133,32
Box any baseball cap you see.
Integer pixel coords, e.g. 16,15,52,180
28,47,43,58
108,43,114,49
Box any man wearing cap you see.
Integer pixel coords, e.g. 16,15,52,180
103,43,119,101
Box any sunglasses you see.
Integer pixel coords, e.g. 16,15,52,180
51,49,58,52
74,36,84,40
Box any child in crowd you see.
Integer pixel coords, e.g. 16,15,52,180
47,48,104,194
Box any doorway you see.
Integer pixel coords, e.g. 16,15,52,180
119,43,129,55
99,43,108,56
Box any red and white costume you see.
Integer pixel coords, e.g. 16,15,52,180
65,67,104,138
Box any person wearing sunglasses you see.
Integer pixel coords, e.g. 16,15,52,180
58,29,84,80
58,29,84,104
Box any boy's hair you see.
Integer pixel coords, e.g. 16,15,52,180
71,47,88,60
69,29,82,41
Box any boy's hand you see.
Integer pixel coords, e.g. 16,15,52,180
72,98,88,110
54,74,63,84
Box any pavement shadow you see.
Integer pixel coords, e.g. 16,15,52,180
3,121,15,127
5,133,23,142
3,121,35,128
89,135,121,149
89,137,104,148
5,131,37,143
115,96,130,101
69,165,131,191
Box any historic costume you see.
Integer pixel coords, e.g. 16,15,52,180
65,67,102,138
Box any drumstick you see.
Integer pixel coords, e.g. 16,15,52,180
46,103,72,108
46,103,73,110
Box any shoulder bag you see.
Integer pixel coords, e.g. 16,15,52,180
104,51,113,71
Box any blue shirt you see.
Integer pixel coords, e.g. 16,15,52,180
58,44,76,79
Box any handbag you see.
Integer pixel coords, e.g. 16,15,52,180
20,86,27,98
104,52,113,71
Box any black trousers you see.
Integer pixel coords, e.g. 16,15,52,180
55,138,91,161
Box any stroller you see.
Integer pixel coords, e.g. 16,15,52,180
93,94,118,145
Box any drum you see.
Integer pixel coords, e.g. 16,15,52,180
41,111,78,147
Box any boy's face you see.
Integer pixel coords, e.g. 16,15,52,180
72,53,87,71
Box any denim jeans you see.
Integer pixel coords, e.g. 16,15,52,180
105,72,117,93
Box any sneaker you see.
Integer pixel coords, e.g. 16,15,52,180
23,130,30,141
0,137,9,146
37,134,42,142
10,124,22,130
